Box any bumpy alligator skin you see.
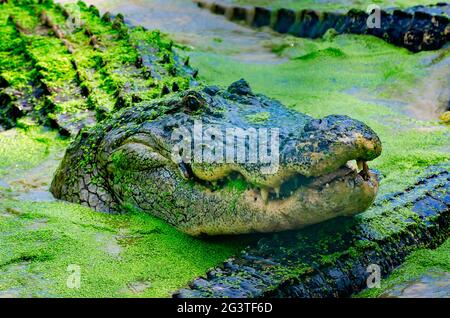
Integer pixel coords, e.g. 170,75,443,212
51,79,381,236
195,1,450,52
0,0,196,135
174,163,450,297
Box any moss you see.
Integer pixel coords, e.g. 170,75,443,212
0,9,36,90
440,111,450,124
0,198,245,297
27,36,77,84
226,178,248,193
319,252,344,266
0,2,40,31
0,127,66,177
294,47,346,60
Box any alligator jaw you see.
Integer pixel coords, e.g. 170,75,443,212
242,161,378,215
193,159,374,203
181,161,379,236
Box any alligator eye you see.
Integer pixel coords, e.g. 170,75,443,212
181,91,206,112
110,143,169,171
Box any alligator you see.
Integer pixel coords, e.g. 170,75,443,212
194,0,450,52
51,79,382,236
0,0,196,135
174,162,450,297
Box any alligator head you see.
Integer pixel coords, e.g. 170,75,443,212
51,79,381,236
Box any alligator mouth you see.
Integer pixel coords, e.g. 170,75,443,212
187,159,373,204
117,134,378,209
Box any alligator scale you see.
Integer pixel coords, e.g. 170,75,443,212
51,80,382,236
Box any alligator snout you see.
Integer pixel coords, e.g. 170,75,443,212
303,115,382,161
279,114,382,177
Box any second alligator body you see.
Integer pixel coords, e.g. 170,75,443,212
195,1,450,52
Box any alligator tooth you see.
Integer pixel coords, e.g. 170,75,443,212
362,161,370,180
274,186,281,198
346,160,358,171
261,188,269,205
358,161,370,181
178,163,190,179
357,160,364,171
363,161,369,172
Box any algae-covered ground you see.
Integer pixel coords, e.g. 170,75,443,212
0,125,245,297
1,0,449,298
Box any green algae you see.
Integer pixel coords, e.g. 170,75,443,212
0,199,245,297
27,35,78,86
246,111,270,123
357,236,450,298
226,178,248,193
0,127,66,178
189,33,450,197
